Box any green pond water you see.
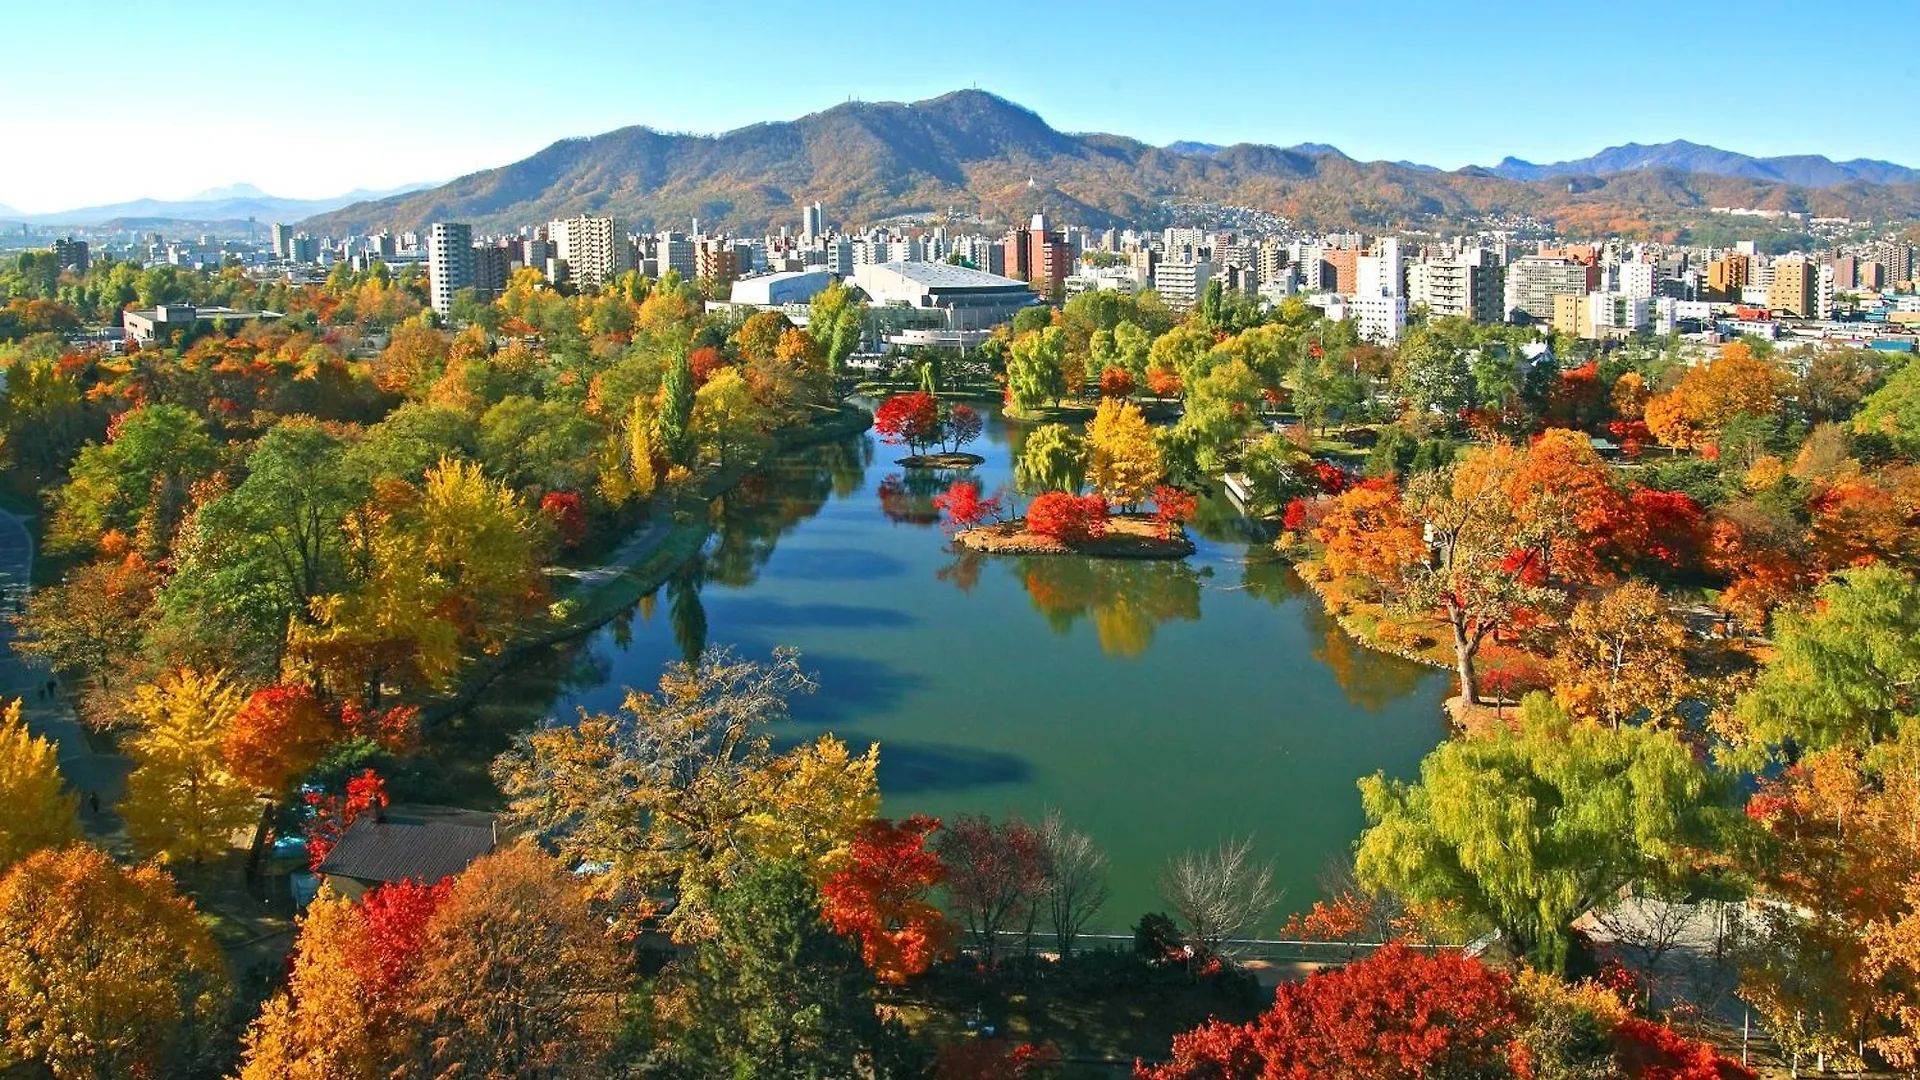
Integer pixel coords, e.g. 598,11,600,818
449,408,1448,932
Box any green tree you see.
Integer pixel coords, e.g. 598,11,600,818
1356,695,1721,972
1006,326,1068,410
156,420,360,676
663,859,914,1077
1173,358,1259,473
1852,354,1920,455
1015,423,1086,495
809,281,866,375
48,404,217,558
658,349,696,469
1737,565,1920,755
1393,329,1474,416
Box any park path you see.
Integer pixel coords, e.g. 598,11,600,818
0,510,131,838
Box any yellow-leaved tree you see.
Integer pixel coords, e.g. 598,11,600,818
0,700,78,873
493,647,877,939
691,365,767,469
292,459,543,702
236,892,384,1080
120,668,256,864
1552,581,1692,729
1085,397,1163,510
0,845,226,1080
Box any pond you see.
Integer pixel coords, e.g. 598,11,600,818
444,407,1449,932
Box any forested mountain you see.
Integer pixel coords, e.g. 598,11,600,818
300,90,1920,237
1488,140,1920,187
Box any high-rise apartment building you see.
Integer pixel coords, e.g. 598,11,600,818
51,237,89,273
549,215,631,288
1767,255,1815,317
695,240,740,287
1617,261,1658,300
1003,213,1071,296
653,231,695,281
1505,256,1595,323
802,202,824,242
1705,253,1750,301
1151,259,1214,309
427,222,476,317
474,243,510,300
1874,241,1914,286
1830,254,1858,291
1326,247,1360,296
1410,248,1504,324
270,222,293,260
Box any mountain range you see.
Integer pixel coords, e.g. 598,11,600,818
285,90,1920,238
0,182,440,228
1486,141,1920,188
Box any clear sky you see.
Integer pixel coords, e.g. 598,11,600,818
4,0,1917,214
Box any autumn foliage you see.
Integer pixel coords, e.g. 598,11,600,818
305,769,390,871
1643,342,1782,449
1152,485,1198,540
874,392,942,454
932,480,1003,532
1138,943,1753,1080
821,815,955,983
1024,491,1110,544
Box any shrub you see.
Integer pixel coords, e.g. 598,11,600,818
1025,492,1109,543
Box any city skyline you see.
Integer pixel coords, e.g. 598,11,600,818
5,0,1920,214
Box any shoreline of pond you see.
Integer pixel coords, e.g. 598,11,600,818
417,403,874,728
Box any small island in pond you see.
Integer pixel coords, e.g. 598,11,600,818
896,451,985,469
954,513,1194,559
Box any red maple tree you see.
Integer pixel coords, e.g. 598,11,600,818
1152,485,1198,540
357,876,453,1005
1025,492,1109,544
305,769,390,871
932,480,1003,532
874,392,943,454
539,491,588,549
821,815,955,983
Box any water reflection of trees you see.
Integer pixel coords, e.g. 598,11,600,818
705,433,870,588
1010,556,1203,658
876,468,956,527
1303,602,1430,711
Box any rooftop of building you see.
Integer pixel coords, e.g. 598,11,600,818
313,805,498,887
854,260,1032,291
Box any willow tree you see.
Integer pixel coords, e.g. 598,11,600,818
1356,695,1721,973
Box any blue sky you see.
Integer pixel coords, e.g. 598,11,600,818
4,0,1917,213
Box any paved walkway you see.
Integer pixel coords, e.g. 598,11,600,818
0,511,131,836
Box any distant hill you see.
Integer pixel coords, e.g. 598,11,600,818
1487,140,1920,188
19,182,440,227
298,91,1920,238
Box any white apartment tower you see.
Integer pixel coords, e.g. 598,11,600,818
427,222,475,317
549,215,631,288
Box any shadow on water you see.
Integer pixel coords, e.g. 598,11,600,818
761,547,911,581
772,729,1034,796
784,651,932,721
703,595,916,631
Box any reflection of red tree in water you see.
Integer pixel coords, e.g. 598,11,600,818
936,551,985,593
877,473,941,526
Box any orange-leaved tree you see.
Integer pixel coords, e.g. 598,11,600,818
1643,341,1782,450
821,815,954,983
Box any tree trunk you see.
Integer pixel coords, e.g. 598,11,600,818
1449,616,1478,705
